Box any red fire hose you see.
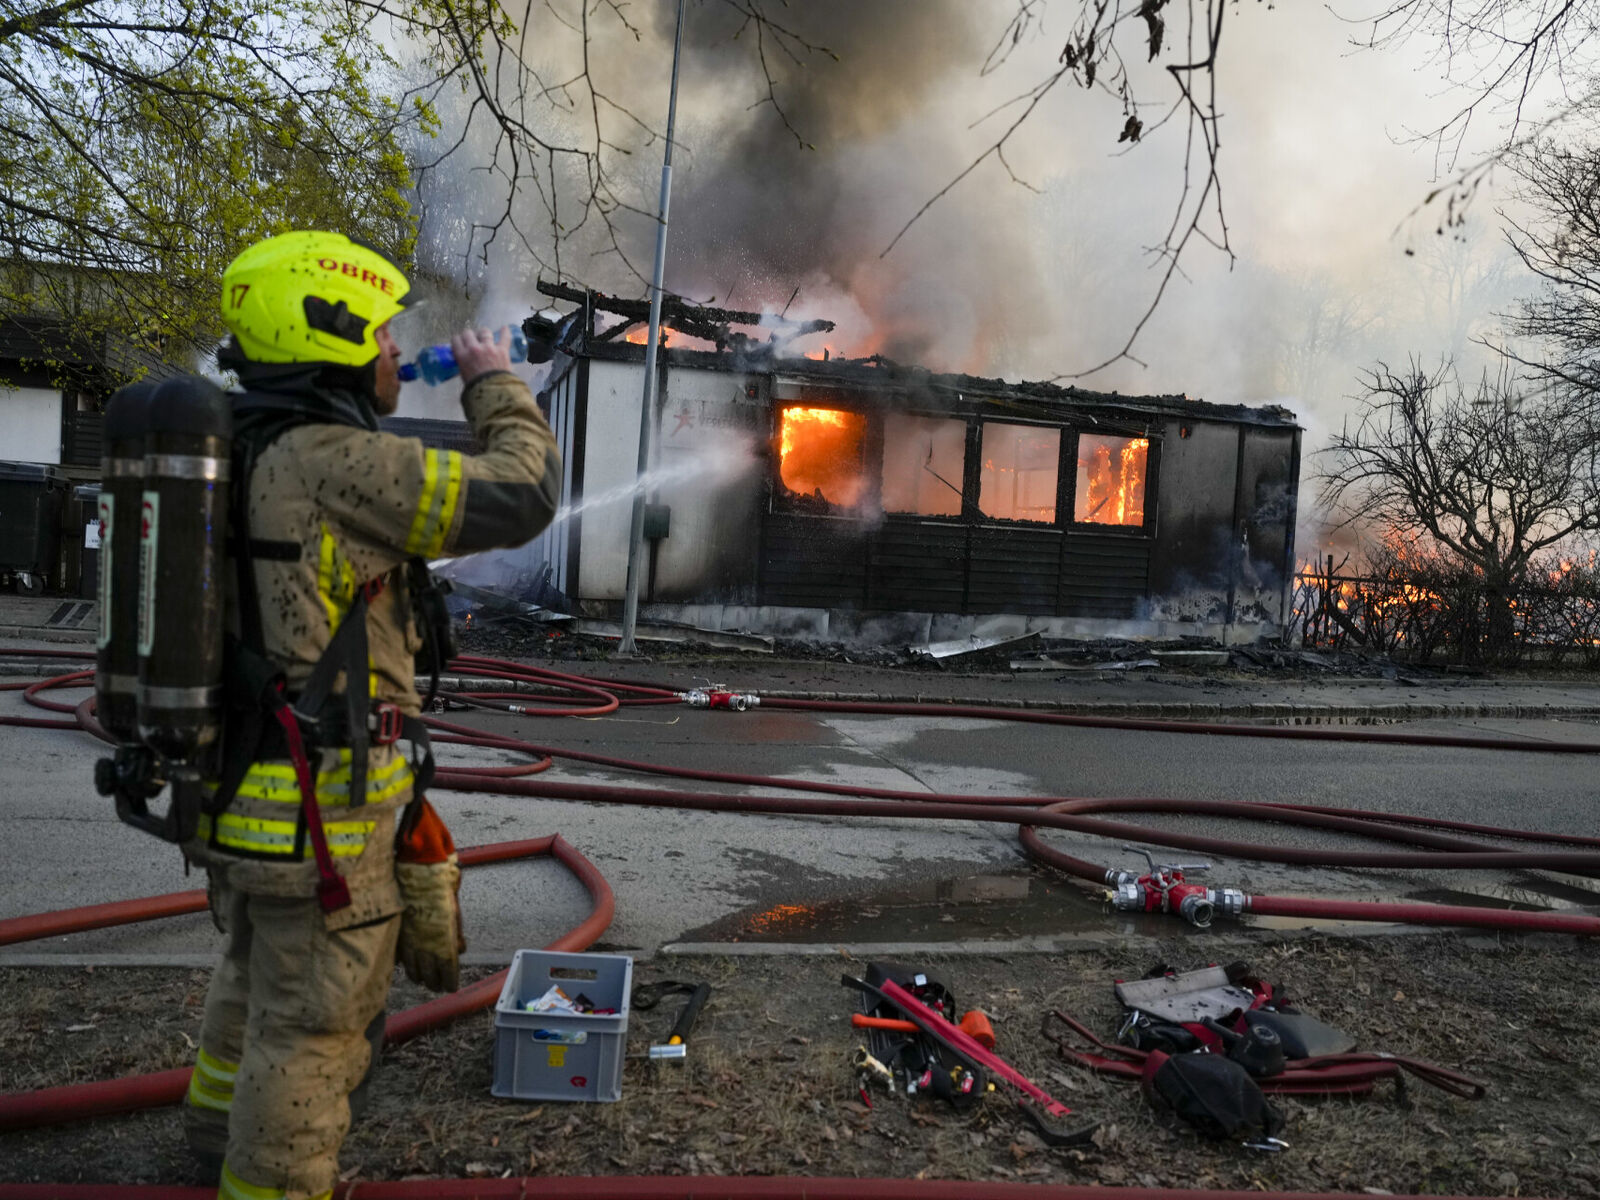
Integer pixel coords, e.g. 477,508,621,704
0,835,613,1133
0,646,1592,1200
0,1180,1510,1200
8,650,1600,940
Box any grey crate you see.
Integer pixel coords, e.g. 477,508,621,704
492,950,632,1102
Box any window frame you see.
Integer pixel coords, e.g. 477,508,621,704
766,401,1159,537
1063,428,1160,536
768,399,880,517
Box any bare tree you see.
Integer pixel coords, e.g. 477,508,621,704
7,0,1598,375
886,1,1600,376
1320,359,1600,655
1500,135,1600,403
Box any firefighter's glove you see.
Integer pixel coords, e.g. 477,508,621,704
395,798,466,994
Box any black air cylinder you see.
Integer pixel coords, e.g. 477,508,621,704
136,376,232,765
95,382,156,743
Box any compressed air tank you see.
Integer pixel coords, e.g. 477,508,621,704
94,382,156,743
136,376,231,765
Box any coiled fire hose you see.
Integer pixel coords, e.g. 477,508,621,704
6,645,1600,945
0,645,1595,1200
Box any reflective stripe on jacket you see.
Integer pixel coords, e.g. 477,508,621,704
183,370,560,915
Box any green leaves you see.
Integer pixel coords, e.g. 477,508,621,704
0,0,418,365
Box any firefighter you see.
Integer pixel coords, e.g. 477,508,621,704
181,231,561,1199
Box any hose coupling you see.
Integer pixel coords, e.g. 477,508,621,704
1212,888,1246,918
1178,891,1216,928
680,689,760,711
1110,880,1146,912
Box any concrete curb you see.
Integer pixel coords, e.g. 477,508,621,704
430,677,1600,721
760,692,1600,721
0,926,1435,969
0,625,94,644
8,664,1600,721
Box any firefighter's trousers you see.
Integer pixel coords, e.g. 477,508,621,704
184,876,400,1200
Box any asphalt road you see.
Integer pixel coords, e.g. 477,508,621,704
3,659,1598,965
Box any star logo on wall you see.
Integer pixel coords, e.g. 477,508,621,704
672,407,694,434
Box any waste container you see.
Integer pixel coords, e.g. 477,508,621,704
69,484,101,601
0,461,68,594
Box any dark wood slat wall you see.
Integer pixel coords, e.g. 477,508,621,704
62,407,101,467
967,527,1060,615
866,521,966,612
759,515,869,609
759,512,1152,617
1060,532,1150,619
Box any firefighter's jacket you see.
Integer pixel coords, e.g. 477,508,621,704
184,369,560,925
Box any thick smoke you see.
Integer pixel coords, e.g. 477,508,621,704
406,3,1539,442
661,0,1022,368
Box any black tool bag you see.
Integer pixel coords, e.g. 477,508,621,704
1141,1050,1284,1142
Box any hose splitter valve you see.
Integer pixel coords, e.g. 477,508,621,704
1104,845,1245,928
679,686,761,712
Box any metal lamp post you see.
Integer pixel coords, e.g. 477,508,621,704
617,0,686,657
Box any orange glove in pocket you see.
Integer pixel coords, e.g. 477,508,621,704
395,797,465,993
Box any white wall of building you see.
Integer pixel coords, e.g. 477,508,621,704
650,367,764,598
576,359,648,599
577,360,766,600
2,387,62,464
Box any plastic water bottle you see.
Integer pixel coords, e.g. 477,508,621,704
399,326,528,384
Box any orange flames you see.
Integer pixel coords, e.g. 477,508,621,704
1076,436,1149,526
624,324,679,345
778,406,868,507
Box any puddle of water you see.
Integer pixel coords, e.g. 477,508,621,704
682,871,1090,943
676,870,1595,945
681,870,1215,943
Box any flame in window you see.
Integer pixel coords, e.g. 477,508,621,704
778,406,868,507
1075,435,1149,526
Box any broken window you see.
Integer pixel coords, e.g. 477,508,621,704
1074,434,1149,527
978,423,1060,524
777,405,869,509
881,413,966,517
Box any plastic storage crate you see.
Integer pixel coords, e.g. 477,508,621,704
492,950,632,1102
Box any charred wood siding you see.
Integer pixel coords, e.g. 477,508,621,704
760,515,868,609
1060,533,1150,618
967,528,1060,615
866,521,965,611
758,513,1150,617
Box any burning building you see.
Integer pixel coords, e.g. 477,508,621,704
502,287,1301,645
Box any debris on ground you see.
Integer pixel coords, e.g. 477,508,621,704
1,934,1594,1196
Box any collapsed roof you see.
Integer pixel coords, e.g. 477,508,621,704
528,281,1298,431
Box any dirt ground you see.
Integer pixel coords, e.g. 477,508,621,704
2,933,1597,1196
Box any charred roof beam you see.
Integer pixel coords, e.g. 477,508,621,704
536,279,834,353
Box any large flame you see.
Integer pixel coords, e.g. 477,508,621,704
778,406,868,507
1076,435,1149,526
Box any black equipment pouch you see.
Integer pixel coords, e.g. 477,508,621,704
1141,1050,1284,1143
407,557,456,711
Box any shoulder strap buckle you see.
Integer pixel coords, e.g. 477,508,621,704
370,701,403,746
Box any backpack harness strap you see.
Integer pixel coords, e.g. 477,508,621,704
210,413,438,910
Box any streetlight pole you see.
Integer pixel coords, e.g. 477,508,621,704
617,0,685,657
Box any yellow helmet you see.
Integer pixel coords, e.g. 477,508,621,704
220,231,411,368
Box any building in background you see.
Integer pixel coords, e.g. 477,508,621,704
488,289,1303,646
